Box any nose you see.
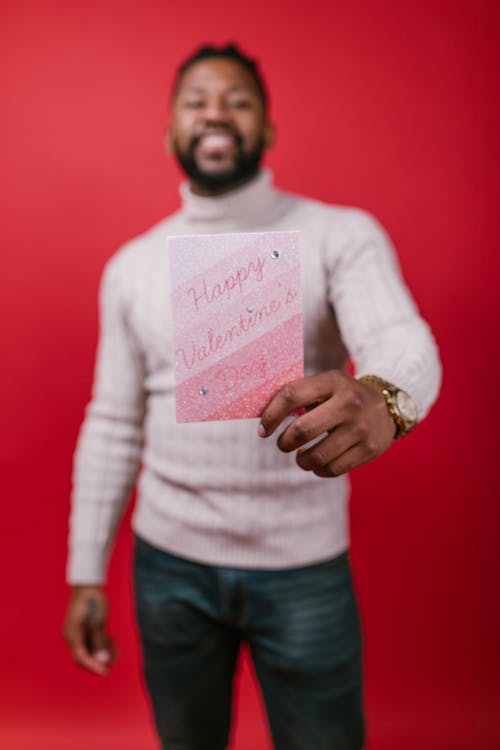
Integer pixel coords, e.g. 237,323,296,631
201,97,231,123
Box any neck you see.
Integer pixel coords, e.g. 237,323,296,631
179,168,281,223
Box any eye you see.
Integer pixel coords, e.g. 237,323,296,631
184,100,205,109
228,99,252,110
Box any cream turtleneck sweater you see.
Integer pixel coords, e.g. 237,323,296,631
67,170,441,584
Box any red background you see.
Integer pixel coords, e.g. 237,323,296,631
1,1,499,748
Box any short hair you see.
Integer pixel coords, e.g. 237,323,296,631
173,43,269,112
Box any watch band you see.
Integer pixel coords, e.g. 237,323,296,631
358,374,417,439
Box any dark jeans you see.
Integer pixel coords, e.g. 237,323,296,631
134,536,365,750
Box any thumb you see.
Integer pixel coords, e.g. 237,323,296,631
91,629,111,664
85,598,112,662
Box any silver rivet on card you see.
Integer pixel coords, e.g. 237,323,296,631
270,250,279,259
199,387,208,396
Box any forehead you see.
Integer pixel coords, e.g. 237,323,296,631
175,58,262,98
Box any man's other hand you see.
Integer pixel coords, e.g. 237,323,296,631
63,586,116,675
258,370,396,477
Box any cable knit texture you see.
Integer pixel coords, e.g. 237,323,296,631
67,171,441,584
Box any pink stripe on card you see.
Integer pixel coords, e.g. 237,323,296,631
175,314,303,422
203,360,304,421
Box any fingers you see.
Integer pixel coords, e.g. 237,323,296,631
65,621,111,676
295,426,354,472
259,373,339,437
86,616,115,673
276,397,344,453
296,431,379,477
74,633,111,676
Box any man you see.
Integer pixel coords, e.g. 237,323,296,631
64,44,441,750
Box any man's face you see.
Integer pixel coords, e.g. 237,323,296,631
168,58,273,195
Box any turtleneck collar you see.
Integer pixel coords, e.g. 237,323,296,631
179,169,280,223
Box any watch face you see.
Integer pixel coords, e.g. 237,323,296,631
396,390,417,422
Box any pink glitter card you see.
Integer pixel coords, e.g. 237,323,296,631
169,230,303,422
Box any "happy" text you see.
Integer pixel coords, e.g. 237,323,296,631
187,255,266,312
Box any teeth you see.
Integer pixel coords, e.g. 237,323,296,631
199,134,234,148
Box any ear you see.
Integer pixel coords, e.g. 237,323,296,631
263,122,275,151
164,124,175,154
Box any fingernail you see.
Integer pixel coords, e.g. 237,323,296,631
95,650,110,663
258,423,267,437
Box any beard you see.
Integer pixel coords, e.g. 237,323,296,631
172,131,265,193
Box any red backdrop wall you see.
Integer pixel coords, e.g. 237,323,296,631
1,1,499,748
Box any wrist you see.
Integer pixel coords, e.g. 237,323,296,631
358,374,417,439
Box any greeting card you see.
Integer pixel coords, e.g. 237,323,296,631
169,230,303,422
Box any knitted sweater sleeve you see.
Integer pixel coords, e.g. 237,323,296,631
67,254,146,584
325,210,442,419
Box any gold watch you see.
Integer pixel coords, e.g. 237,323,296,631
358,375,417,439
